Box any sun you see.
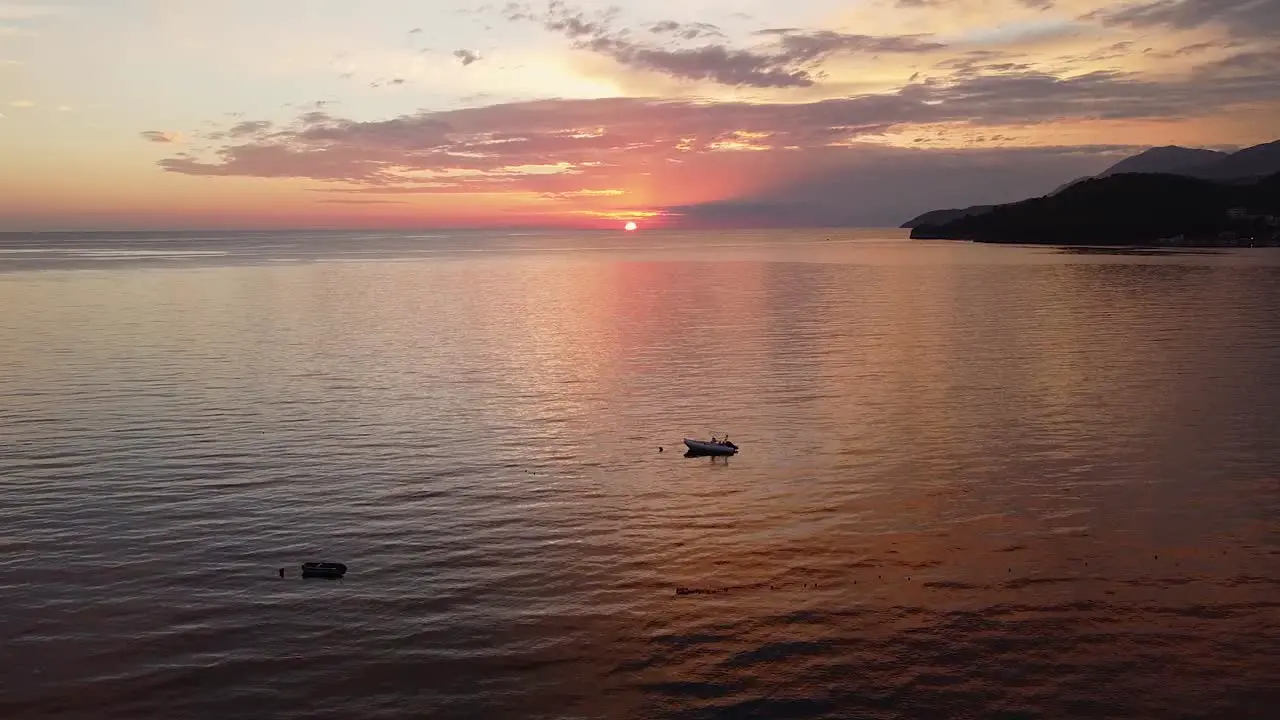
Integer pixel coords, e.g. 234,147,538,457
624,221,638,231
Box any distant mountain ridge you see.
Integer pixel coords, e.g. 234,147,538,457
1100,146,1229,178
900,205,996,229
1182,140,1280,180
909,170,1280,246
901,139,1280,228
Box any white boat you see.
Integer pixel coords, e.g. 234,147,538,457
683,438,739,456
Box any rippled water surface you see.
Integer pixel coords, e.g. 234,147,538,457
2,230,1279,719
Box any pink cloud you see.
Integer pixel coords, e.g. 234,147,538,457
151,42,1280,226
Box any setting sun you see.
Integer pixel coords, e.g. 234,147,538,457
624,222,638,231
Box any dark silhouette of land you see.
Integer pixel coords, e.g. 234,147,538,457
901,205,996,229
910,171,1280,246
901,139,1280,248
904,138,1280,246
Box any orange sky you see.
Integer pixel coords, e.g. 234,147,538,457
1,0,1277,230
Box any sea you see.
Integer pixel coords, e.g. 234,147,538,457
2,229,1278,719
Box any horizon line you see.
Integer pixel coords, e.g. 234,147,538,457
0,225,910,235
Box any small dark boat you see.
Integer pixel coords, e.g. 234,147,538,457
683,438,738,456
301,562,347,579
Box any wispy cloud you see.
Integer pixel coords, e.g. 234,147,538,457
0,1,59,37
317,198,408,205
8,98,34,107
140,130,182,143
453,49,481,66
228,120,271,137
648,20,726,40
897,0,1053,7
502,1,945,88
156,47,1280,193
1090,0,1280,38
540,188,626,199
0,2,64,19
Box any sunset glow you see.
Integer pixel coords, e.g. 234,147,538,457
1,0,1277,231
625,222,638,232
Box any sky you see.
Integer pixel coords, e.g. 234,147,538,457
1,0,1278,231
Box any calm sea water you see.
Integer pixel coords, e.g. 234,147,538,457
2,229,1278,719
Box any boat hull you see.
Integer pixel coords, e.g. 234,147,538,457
683,439,738,456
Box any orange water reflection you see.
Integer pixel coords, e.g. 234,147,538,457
2,234,1278,718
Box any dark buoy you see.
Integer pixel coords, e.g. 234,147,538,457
659,446,664,453
278,568,285,578
301,562,348,579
